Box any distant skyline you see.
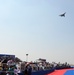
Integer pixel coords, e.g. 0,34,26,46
0,0,74,64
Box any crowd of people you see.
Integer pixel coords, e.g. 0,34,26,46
0,55,72,75
0,55,20,75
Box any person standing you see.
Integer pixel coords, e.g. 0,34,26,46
27,64,32,75
23,65,28,75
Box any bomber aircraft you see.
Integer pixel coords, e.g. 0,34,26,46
59,12,66,17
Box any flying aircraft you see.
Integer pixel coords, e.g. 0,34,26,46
59,12,66,17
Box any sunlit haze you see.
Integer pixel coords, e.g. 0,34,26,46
0,0,74,64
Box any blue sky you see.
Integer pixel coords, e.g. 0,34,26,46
0,0,74,64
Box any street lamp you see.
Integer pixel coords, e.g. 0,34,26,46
26,54,28,62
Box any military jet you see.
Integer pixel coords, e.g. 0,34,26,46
59,12,66,17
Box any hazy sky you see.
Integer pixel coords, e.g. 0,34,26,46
0,0,74,64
